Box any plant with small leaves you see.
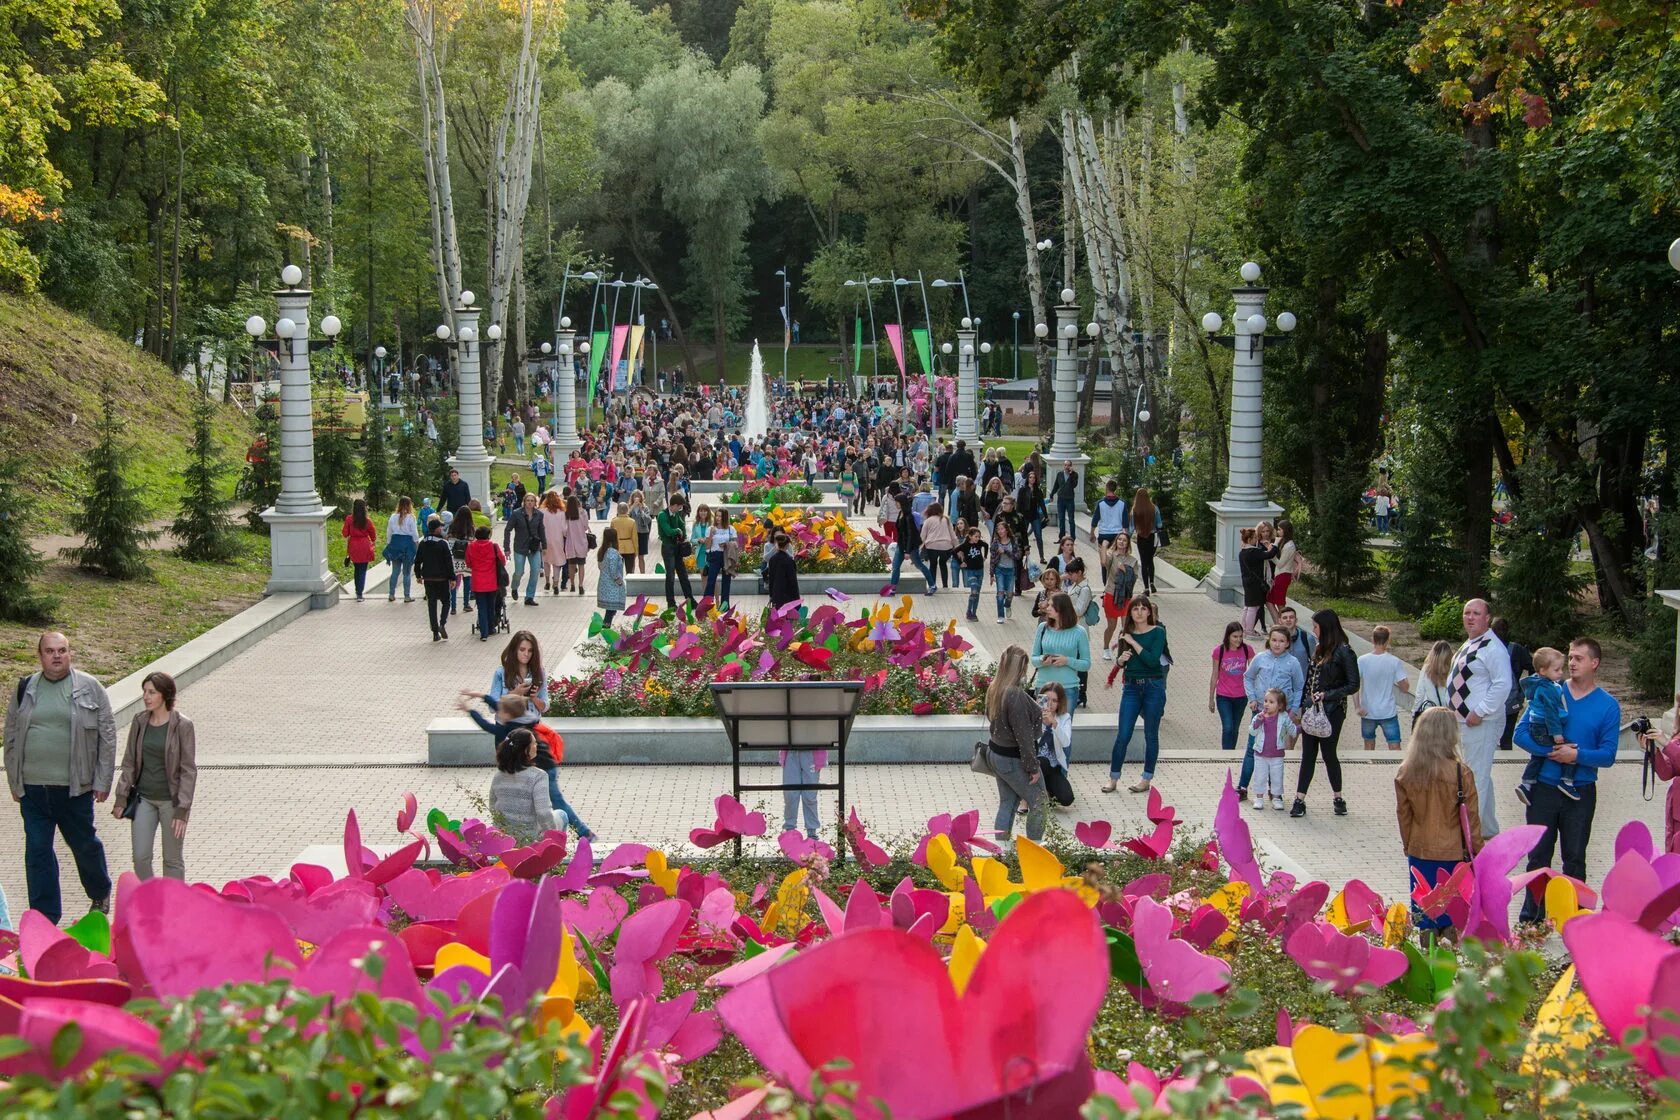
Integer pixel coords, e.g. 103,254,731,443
314,382,359,509
242,393,282,529
62,379,158,579
170,376,241,562
360,405,392,510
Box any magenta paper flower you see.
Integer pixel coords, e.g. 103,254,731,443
1130,895,1231,1010
1462,824,1546,943
844,808,890,866
910,810,1001,863
716,889,1107,1120
690,795,768,850
1284,921,1408,994
779,830,836,862
609,897,693,1006
1213,773,1264,889
1563,906,1680,1078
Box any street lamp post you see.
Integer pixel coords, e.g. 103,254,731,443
1046,289,1093,512
249,264,342,606
1199,261,1297,603
443,289,495,519
1012,311,1020,382
776,266,791,388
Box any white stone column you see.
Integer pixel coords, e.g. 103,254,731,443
953,327,980,443
552,327,582,455
1204,282,1283,603
448,300,494,518
1046,300,1092,512
261,280,339,606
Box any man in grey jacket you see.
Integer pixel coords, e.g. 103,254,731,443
502,492,547,606
3,632,115,924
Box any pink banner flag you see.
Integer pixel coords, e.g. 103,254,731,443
607,324,630,392
883,323,906,377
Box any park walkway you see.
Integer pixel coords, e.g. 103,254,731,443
0,525,1663,912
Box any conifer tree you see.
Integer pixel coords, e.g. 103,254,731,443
243,393,283,529
360,404,392,510
393,412,427,502
172,376,241,561
63,379,158,579
314,382,358,508
0,456,59,622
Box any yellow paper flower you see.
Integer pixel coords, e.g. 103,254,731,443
926,833,968,892
948,925,986,994
1381,902,1410,947
435,931,590,1043
1544,876,1588,932
973,838,1096,906
1521,965,1600,1078
1204,882,1250,948
762,867,810,936
1242,1025,1433,1120
645,850,680,896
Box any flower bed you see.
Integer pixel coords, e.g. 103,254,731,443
718,482,824,506
557,597,986,716
670,508,887,575
714,465,793,484
1,787,1670,1119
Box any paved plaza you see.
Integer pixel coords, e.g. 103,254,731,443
0,534,1664,914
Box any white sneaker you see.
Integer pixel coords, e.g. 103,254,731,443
1272,798,1286,810
1101,649,1113,661
995,616,1005,624
1249,796,1264,811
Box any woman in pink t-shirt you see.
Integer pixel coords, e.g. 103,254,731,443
1208,621,1254,753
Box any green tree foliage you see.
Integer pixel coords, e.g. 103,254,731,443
243,395,283,529
0,456,59,622
1300,456,1377,597
314,383,358,508
1491,454,1589,650
392,411,429,506
1630,512,1680,701
361,405,392,510
429,404,459,505
63,379,158,579
171,377,240,561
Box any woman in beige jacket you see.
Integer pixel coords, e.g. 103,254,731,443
111,672,197,880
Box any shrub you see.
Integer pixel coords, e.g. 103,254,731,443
1628,512,1680,700
1388,491,1458,617
313,383,359,508
1490,454,1588,649
1416,594,1466,641
242,394,282,529
361,408,392,510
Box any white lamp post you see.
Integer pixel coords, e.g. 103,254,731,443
954,323,981,443
1046,292,1092,511
446,290,495,518
257,266,340,606
552,319,582,455
1199,261,1297,603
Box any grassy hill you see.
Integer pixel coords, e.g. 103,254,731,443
0,293,253,534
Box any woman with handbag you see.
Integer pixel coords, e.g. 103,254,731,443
596,526,628,624
111,672,196,881
656,496,698,611
1396,707,1482,934
1104,596,1169,793
982,645,1046,847
340,499,378,602
704,508,739,606
1100,531,1141,659
1291,608,1361,818
561,494,590,596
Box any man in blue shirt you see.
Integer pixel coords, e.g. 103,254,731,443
1514,636,1620,924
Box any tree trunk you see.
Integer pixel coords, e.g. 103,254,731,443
167,111,184,375
317,139,335,287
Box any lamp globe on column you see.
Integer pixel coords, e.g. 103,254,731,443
1138,409,1151,422
940,342,953,355
560,315,572,329
1246,314,1267,334
245,315,266,338
320,315,342,339
486,324,502,342
579,341,590,354
458,289,476,307
1240,261,1262,283
1201,312,1223,333
280,264,303,287
1086,322,1100,337
540,342,552,355
979,342,992,354
374,345,387,360
961,316,973,330
962,343,974,356
1034,323,1049,339
1668,237,1680,271
436,324,452,341
1060,323,1077,339
1060,287,1075,303
275,318,296,339
1276,311,1298,333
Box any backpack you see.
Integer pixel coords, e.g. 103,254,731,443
1082,597,1101,627
532,721,566,766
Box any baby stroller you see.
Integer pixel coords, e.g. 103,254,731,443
471,560,513,638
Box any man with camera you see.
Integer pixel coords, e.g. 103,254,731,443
1514,636,1621,924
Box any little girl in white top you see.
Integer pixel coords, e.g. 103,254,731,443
1249,688,1299,810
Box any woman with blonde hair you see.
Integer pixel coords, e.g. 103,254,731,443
1396,707,1482,933
1411,640,1456,725
539,490,567,594
984,644,1045,846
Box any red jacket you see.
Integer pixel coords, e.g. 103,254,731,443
464,538,505,589
341,517,378,564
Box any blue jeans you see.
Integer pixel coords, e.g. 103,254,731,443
352,562,368,598
783,752,822,835
1216,694,1248,752
963,569,984,617
703,552,732,604
515,436,526,454
1361,715,1402,746
387,555,413,597
1057,500,1075,540
475,590,498,636
1109,677,1167,781
1238,729,1258,790
449,574,473,615
991,750,1045,843
994,566,1016,617
21,785,111,925
512,550,540,600
545,769,593,837
890,544,934,590
1026,517,1045,558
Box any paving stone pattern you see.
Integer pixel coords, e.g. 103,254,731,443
0,532,1664,917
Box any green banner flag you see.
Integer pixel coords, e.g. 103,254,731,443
587,330,609,402
854,317,863,374
910,327,933,382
